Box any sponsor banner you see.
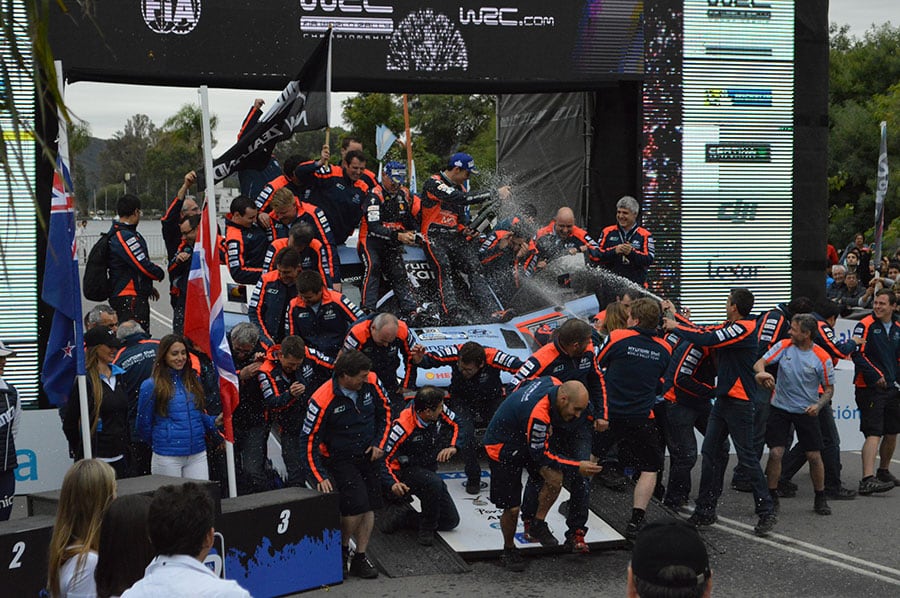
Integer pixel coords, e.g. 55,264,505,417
49,1,644,91
14,409,73,494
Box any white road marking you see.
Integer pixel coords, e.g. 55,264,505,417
709,514,900,586
850,450,900,465
149,306,172,329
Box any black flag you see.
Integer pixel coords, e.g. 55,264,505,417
211,30,331,182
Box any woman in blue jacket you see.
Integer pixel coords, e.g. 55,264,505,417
137,334,222,479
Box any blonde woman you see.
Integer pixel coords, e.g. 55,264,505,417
47,459,117,598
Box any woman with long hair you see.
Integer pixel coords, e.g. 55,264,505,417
94,494,154,598
62,326,131,478
137,334,222,480
47,459,117,598
598,300,630,336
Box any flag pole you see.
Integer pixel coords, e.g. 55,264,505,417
199,85,238,498
324,26,333,152
873,121,889,271
55,60,92,460
403,94,414,190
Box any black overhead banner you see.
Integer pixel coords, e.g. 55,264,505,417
47,1,644,92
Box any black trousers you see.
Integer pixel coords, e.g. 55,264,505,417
423,232,495,315
398,465,460,532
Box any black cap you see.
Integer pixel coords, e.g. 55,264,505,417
84,325,122,349
631,521,710,588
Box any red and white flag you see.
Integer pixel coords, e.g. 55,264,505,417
184,205,239,442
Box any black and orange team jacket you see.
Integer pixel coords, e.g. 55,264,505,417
381,402,464,486
596,326,672,420
661,340,717,411
224,216,269,285
851,314,900,388
482,377,583,473
511,338,606,419
342,317,417,395
108,221,165,298
257,345,334,429
299,372,392,485
671,318,759,401
286,289,364,359
417,345,523,404
248,270,297,347
261,236,334,288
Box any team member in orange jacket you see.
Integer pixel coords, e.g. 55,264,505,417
419,153,510,322
248,248,300,347
224,195,268,285
341,312,423,409
382,386,463,546
595,195,655,285
664,288,777,537
257,335,333,487
483,377,601,571
261,222,334,288
534,207,598,266
108,194,165,334
287,271,363,359
300,350,391,579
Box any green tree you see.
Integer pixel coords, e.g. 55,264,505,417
97,114,158,202
274,126,349,166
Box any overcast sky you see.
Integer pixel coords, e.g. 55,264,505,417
63,0,895,150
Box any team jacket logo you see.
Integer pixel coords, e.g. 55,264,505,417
141,0,201,35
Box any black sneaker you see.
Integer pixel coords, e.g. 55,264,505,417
563,529,590,554
859,476,894,495
625,520,644,541
876,469,900,487
771,494,780,516
557,499,570,517
825,486,857,500
814,495,832,516
417,529,435,546
501,546,527,572
598,468,628,491
465,479,486,495
754,513,777,536
777,479,798,498
349,553,379,579
687,512,718,528
524,519,559,546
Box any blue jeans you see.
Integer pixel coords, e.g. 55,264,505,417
695,396,773,517
664,401,728,506
731,385,770,485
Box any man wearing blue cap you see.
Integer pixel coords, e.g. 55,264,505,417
358,161,420,316
420,152,511,323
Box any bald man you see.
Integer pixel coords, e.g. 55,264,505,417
534,207,599,268
484,377,601,571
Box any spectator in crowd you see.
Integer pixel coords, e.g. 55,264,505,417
85,303,119,333
295,145,371,247
534,206,598,266
596,195,656,286
664,288,778,537
595,298,672,538
224,195,268,285
300,350,392,579
108,194,164,333
63,326,131,478
228,323,269,494
755,314,836,516
287,270,363,359
137,335,222,480
342,312,423,411
382,386,463,546
76,219,88,261
261,222,334,288
419,152,510,322
836,271,865,310
94,494,154,598
627,521,712,598
113,320,160,477
826,264,846,300
826,240,839,268
161,171,200,262
359,161,420,317
850,289,900,495
844,248,872,287
168,214,199,335
121,483,251,597
415,341,523,494
0,340,20,521
841,232,871,263
257,335,333,487
46,459,117,598
249,246,301,347
484,378,601,570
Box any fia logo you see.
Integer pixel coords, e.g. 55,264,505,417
141,0,201,35
717,199,758,224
